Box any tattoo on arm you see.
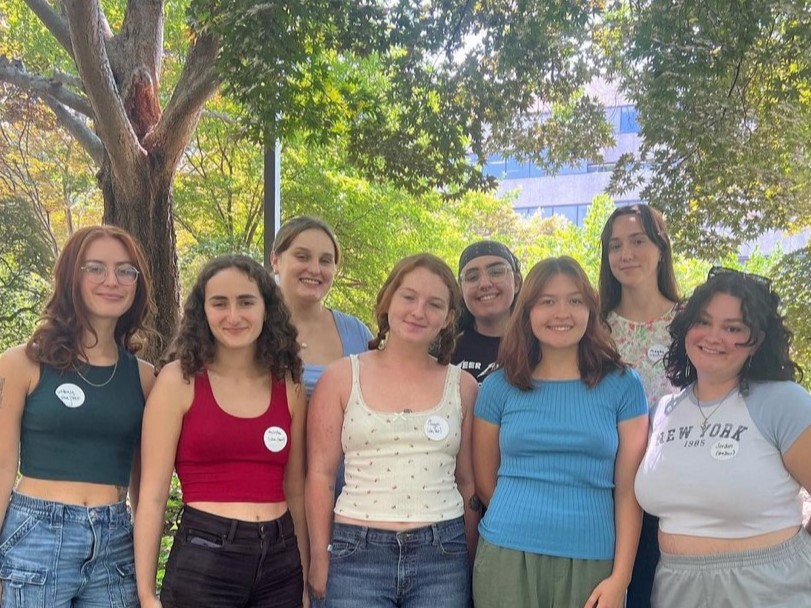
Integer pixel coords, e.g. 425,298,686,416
468,494,482,512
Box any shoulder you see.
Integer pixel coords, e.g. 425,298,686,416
318,355,354,388
0,344,39,395
602,367,643,389
154,360,193,391
0,343,37,372
137,358,157,398
333,310,370,332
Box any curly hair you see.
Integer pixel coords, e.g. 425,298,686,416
599,204,680,320
663,272,801,389
499,256,626,391
26,225,155,369
369,253,461,365
160,254,302,382
271,215,341,265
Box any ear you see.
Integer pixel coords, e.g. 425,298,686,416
269,251,280,273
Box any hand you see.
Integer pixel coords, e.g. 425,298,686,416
583,575,628,608
307,558,329,601
139,594,162,608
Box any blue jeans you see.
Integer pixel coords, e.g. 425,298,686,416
0,492,136,608
318,517,470,608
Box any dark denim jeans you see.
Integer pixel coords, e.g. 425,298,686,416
0,492,136,608
160,506,302,608
315,517,470,608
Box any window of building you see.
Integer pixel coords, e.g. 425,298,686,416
619,106,640,134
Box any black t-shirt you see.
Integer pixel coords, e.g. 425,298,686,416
451,329,501,383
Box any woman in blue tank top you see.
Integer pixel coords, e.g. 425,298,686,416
472,256,649,608
0,226,156,607
135,254,309,608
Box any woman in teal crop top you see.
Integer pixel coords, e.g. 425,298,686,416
0,226,157,607
306,253,479,608
135,254,310,608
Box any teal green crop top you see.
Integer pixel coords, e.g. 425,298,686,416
19,348,145,487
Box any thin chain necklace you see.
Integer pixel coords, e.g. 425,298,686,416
695,385,738,433
73,357,118,388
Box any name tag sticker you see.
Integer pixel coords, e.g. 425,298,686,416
55,383,85,408
647,344,668,361
264,426,288,452
424,416,450,441
711,438,739,461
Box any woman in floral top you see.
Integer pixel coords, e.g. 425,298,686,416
598,204,680,608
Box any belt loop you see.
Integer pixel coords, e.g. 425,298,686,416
431,523,440,546
359,526,368,549
51,502,64,528
227,518,239,542
275,517,284,546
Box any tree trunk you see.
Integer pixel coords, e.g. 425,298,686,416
100,156,179,361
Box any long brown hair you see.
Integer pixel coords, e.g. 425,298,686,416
159,254,302,382
599,204,680,320
26,225,155,370
499,256,625,390
369,253,460,365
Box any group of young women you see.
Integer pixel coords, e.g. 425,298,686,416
0,208,809,608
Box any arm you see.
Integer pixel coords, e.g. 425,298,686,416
584,414,648,608
781,425,811,533
133,363,190,607
305,360,349,599
129,359,157,515
472,417,500,508
455,371,480,559
0,347,35,533
284,377,310,605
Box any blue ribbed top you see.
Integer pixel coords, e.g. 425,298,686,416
475,368,647,560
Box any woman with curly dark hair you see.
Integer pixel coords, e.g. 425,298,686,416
0,225,156,607
134,254,308,608
473,256,648,608
306,253,479,607
635,268,811,607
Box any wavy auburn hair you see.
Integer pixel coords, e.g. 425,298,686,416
26,225,155,369
499,256,625,390
599,204,680,320
159,254,302,382
369,253,461,365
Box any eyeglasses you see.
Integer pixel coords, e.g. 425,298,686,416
707,266,772,288
81,262,140,286
460,263,512,285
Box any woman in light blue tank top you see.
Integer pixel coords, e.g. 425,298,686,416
0,226,156,608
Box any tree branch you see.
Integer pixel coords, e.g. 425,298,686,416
62,0,144,184
146,32,220,171
23,0,74,58
41,95,104,165
0,57,94,118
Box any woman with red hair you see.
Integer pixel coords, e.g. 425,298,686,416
0,226,156,607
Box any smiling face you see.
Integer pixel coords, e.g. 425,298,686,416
79,236,138,324
271,228,337,305
607,214,662,291
386,266,453,348
459,254,517,330
529,272,589,355
686,292,759,386
204,267,266,351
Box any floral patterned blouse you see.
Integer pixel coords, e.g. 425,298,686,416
607,307,679,408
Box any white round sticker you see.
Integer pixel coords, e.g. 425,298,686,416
647,344,668,362
263,426,289,453
55,383,85,408
711,438,739,461
424,416,450,441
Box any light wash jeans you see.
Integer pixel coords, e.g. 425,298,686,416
0,492,137,608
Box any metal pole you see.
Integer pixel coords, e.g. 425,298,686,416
263,137,282,269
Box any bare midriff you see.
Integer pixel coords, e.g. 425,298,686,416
17,477,127,506
659,525,800,555
334,513,435,531
186,501,289,522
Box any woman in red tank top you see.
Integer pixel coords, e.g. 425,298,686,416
134,254,309,608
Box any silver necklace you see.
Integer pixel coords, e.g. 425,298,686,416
695,386,737,433
73,358,118,388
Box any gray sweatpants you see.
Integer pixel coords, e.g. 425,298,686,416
652,530,811,608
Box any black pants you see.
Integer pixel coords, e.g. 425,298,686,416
626,511,660,608
160,506,303,608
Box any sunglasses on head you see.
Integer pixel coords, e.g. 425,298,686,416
707,266,772,288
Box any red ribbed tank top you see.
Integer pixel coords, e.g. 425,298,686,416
175,371,291,503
